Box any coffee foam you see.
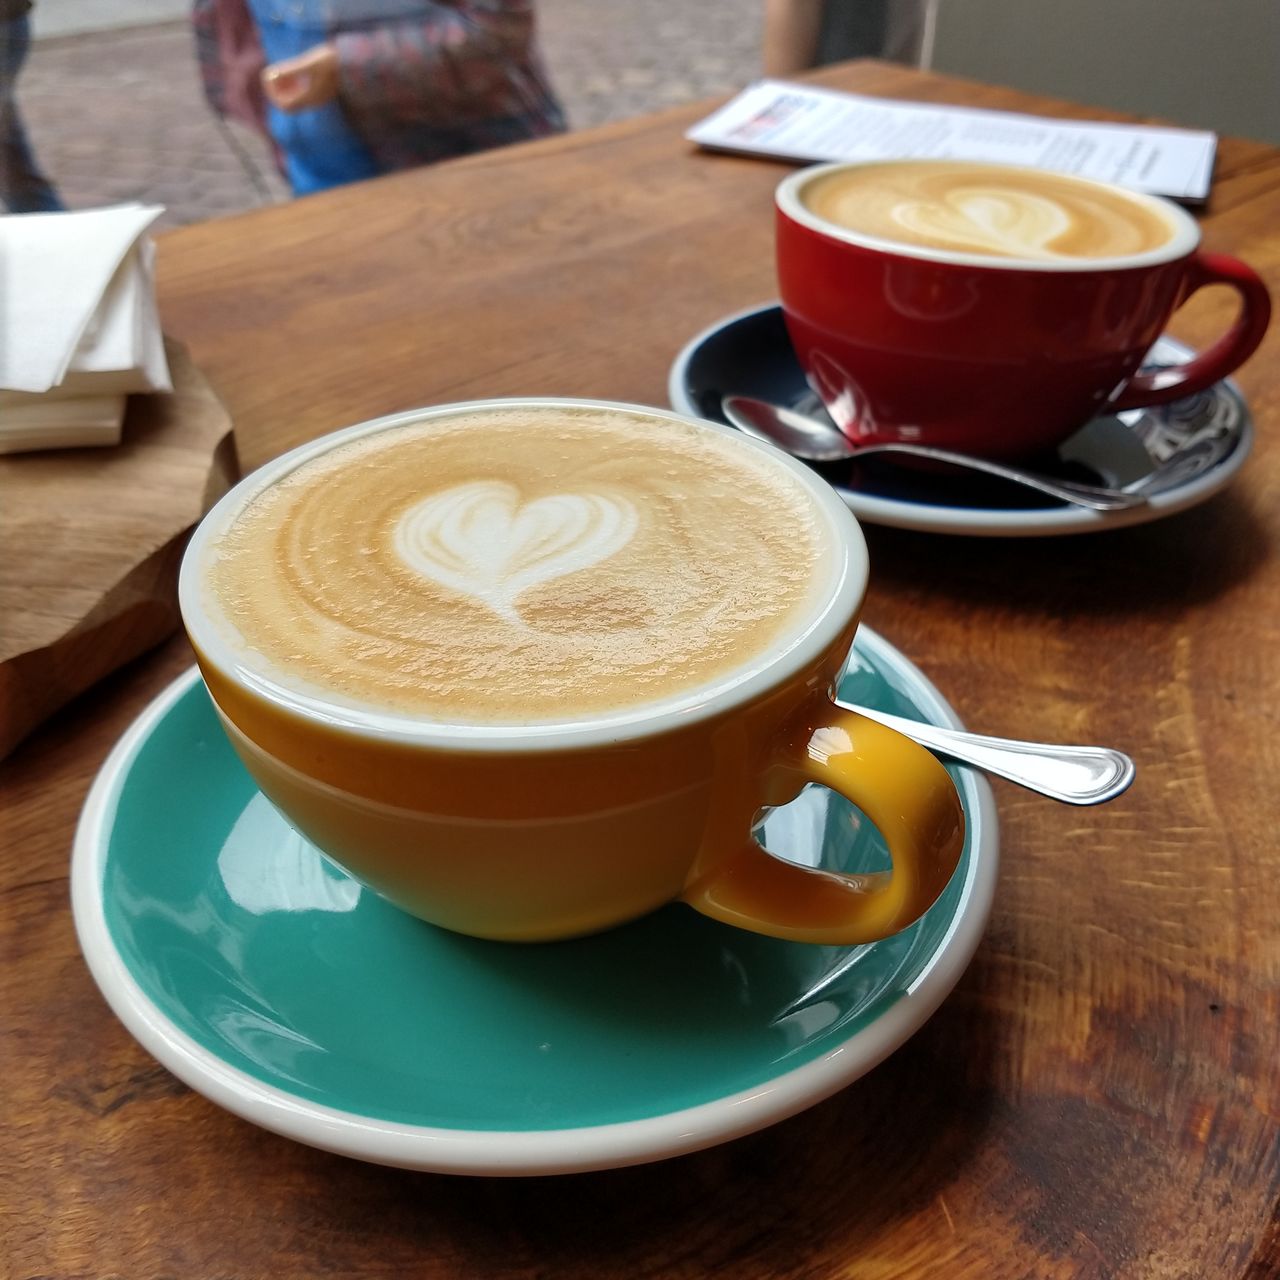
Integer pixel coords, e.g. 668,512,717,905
204,408,830,724
803,161,1175,261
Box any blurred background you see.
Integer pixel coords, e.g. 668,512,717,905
20,0,765,229
16,0,1280,232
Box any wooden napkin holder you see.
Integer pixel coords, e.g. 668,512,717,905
0,339,237,759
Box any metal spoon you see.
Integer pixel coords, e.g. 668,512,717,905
722,396,1148,512
839,701,1135,805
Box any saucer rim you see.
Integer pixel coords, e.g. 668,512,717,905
667,302,1253,538
71,631,998,1176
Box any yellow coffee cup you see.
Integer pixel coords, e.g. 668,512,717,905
179,399,964,944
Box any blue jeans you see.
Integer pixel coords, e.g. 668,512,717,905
247,0,379,196
1,14,64,213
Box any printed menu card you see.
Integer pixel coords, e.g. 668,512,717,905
687,81,1216,199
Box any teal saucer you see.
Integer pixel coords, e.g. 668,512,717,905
72,628,997,1175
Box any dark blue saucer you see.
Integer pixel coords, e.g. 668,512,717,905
668,304,1250,537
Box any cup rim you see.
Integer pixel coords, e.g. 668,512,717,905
179,397,869,753
776,158,1201,272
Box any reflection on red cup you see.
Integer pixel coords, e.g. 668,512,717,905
775,161,1271,460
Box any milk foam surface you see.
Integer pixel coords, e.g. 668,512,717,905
804,161,1174,261
205,408,829,724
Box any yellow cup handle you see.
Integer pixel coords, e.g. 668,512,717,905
681,705,965,945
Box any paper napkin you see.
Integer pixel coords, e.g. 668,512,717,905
0,204,172,453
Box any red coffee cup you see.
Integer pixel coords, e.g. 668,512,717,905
776,160,1271,460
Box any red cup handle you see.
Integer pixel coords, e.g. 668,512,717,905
1111,252,1272,411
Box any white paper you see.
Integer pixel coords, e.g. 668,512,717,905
67,236,171,394
0,203,166,394
0,391,125,453
687,81,1217,200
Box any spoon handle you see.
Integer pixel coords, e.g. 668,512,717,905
852,443,1148,511
838,701,1136,805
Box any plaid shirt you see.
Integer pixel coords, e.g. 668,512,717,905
194,0,566,176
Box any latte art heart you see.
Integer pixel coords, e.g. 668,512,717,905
395,481,639,623
801,161,1176,261
891,188,1072,260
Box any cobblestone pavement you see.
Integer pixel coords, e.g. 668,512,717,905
18,0,764,229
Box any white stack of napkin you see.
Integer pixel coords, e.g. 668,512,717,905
0,204,172,453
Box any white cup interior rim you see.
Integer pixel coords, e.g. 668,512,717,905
775,159,1201,272
179,397,870,752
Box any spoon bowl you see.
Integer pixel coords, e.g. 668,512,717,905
1117,395,1247,497
841,700,1134,805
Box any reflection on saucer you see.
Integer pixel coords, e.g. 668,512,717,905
218,794,361,916
669,303,1252,538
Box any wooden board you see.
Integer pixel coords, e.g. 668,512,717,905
5,62,1280,1279
0,340,236,758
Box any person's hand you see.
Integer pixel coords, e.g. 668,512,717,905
262,43,340,113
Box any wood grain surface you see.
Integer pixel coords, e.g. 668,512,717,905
0,341,235,759
4,61,1279,1278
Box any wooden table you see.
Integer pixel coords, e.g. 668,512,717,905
6,62,1279,1276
